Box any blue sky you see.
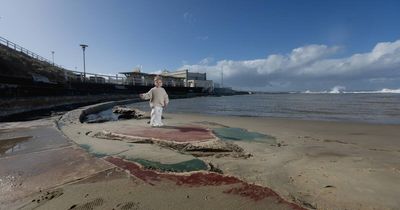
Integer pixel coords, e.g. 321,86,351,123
1,0,400,91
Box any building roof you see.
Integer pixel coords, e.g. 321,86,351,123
119,71,184,80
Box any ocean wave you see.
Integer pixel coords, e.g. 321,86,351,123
349,88,400,94
303,88,400,94
330,86,346,94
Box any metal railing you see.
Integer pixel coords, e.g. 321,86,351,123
63,70,127,84
0,36,63,68
0,35,128,85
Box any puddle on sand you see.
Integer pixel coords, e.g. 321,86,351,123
84,109,119,123
129,158,208,172
213,127,276,143
0,136,32,156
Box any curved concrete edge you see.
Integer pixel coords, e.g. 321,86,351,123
58,98,141,128
78,98,141,123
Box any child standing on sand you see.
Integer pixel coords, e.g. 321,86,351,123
139,76,169,127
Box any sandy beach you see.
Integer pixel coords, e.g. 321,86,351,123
1,102,400,210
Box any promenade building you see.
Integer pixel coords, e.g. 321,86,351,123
161,69,214,92
119,69,185,87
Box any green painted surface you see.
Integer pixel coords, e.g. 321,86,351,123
92,152,108,158
213,127,276,143
78,144,114,158
130,158,208,172
79,144,91,152
79,144,208,172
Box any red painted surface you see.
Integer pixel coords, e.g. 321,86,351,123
113,125,214,142
105,157,305,210
223,184,306,210
223,183,280,201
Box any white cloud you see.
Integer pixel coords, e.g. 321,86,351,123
180,39,400,90
199,57,214,65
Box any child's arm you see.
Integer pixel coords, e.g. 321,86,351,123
140,89,152,100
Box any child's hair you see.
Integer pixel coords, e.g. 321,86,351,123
154,75,162,81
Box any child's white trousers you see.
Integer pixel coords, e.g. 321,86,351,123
150,106,163,126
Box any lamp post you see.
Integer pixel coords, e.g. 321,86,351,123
80,44,88,82
51,51,54,65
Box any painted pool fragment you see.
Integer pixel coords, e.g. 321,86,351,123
129,158,208,172
105,157,305,209
78,144,110,158
213,127,276,143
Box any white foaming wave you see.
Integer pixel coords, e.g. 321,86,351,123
329,86,346,94
347,88,400,94
303,88,400,94
303,85,345,94
303,90,328,94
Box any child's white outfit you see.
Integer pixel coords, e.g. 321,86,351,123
150,106,163,126
142,87,169,127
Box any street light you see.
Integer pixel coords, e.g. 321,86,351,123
80,44,88,82
51,51,54,65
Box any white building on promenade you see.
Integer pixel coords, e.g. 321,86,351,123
161,69,214,92
119,68,214,92
119,69,185,87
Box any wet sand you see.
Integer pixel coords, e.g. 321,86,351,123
0,117,112,209
1,102,400,209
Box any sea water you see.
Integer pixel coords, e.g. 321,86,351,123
129,93,400,124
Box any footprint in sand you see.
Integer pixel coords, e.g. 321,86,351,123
115,201,141,210
68,198,104,210
31,189,64,205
